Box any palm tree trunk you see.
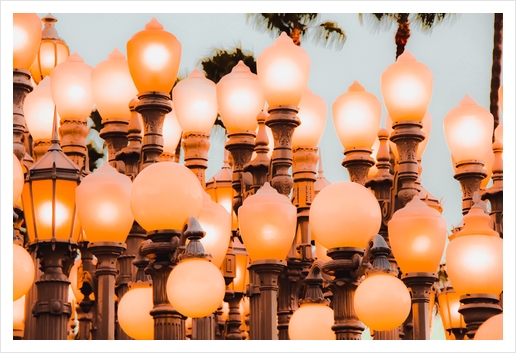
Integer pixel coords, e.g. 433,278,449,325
490,13,503,138
395,14,411,59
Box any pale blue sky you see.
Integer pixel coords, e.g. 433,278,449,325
1,2,515,352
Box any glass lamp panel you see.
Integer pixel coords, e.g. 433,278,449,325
167,258,226,318
91,49,138,121
354,273,411,331
13,154,24,206
233,252,249,293
117,283,154,340
437,289,464,331
50,52,94,121
162,108,182,154
126,18,181,94
196,193,232,268
130,162,204,232
24,77,60,141
76,163,134,243
388,197,447,273
238,183,297,261
173,68,218,134
332,81,381,150
292,88,327,148
380,50,433,123
257,32,310,108
446,207,502,296
288,303,335,340
13,244,35,301
217,61,264,133
309,181,381,249
13,13,42,70
443,95,494,163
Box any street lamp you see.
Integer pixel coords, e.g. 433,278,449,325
13,243,35,301
117,282,154,340
437,283,467,340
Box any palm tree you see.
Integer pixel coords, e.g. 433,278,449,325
490,13,502,136
246,13,347,49
359,13,453,59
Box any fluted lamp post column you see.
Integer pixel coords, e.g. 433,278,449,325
332,81,381,185
173,68,218,187
310,182,382,339
13,13,42,161
130,162,204,339
257,32,310,196
388,197,447,340
444,95,494,215
127,17,180,168
380,51,433,207
21,114,81,340
239,183,297,340
445,200,503,339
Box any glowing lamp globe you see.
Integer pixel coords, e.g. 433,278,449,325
437,286,465,334
127,17,181,94
480,148,495,189
13,295,26,332
162,107,182,155
50,52,94,121
13,154,24,206
310,182,381,249
380,50,433,123
69,259,85,302
130,162,204,232
24,77,59,142
117,282,154,340
289,303,335,340
173,68,218,134
217,60,264,133
388,196,447,273
498,85,503,116
13,13,42,70
474,313,503,340
76,163,133,243
238,183,297,261
91,48,138,121
197,193,232,268
167,258,226,318
292,87,327,148
13,243,35,301
446,204,502,296
367,136,381,178
332,81,381,150
354,273,411,331
257,32,310,108
443,95,494,163
494,122,503,145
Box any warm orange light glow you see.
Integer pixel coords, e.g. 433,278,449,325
24,77,60,141
13,295,26,332
437,287,465,331
257,32,310,107
130,162,204,232
474,313,503,340
167,258,226,318
162,106,182,155
388,196,447,273
443,95,494,163
313,239,331,262
494,122,503,145
446,206,502,296
13,243,35,301
50,52,94,121
127,17,181,94
13,13,42,70
69,259,84,303
196,193,231,268
117,283,154,340
173,68,218,134
381,51,433,122
238,183,297,261
76,163,134,243
332,81,381,150
13,154,24,206
289,303,335,340
354,273,411,331
310,181,381,249
292,87,327,148
91,48,138,121
217,60,264,133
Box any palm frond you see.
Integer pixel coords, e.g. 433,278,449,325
246,13,320,37
199,45,256,84
411,13,459,33
307,21,347,51
358,13,398,34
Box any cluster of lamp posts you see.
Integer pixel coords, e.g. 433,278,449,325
12,13,503,341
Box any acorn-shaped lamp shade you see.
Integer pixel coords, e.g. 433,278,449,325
13,243,35,301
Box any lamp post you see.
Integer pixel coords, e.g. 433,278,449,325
481,141,503,237
437,283,467,340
